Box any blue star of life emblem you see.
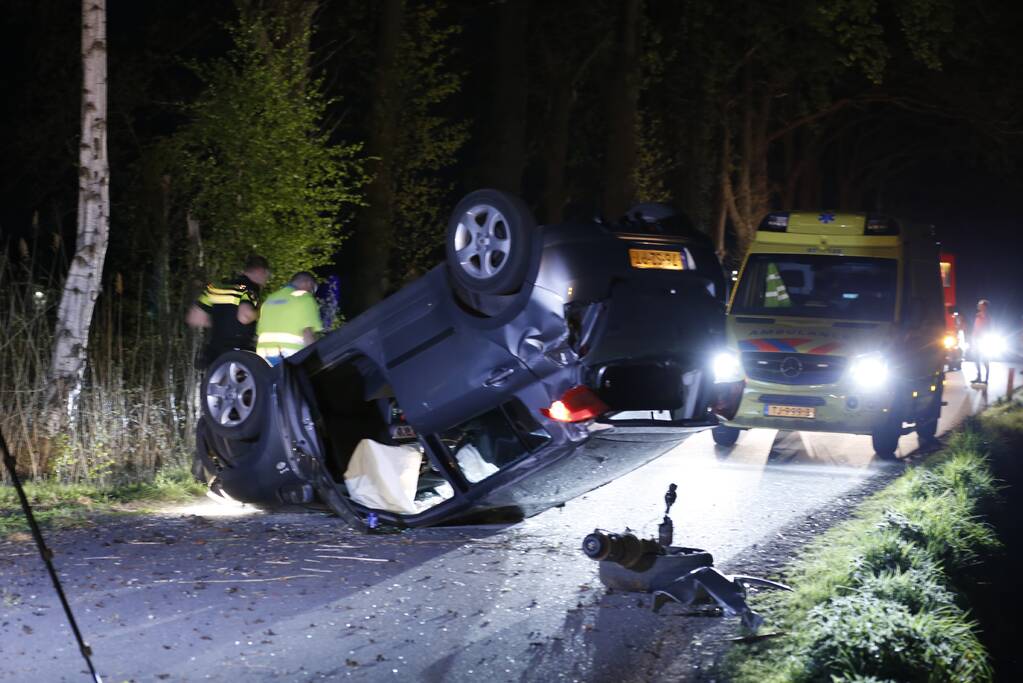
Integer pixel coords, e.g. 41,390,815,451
818,211,835,224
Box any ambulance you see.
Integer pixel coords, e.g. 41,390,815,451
713,211,946,459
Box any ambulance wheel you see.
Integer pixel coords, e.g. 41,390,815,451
915,384,943,444
712,425,740,447
446,189,537,295
202,350,271,440
916,417,938,444
871,415,902,460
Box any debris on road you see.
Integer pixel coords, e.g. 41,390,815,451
652,567,791,631
582,483,792,632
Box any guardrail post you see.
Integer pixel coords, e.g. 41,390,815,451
1007,367,1015,398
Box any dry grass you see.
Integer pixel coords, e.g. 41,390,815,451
0,251,202,486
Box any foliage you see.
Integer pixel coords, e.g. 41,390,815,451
727,431,1000,683
633,21,672,206
798,594,989,682
389,1,469,282
813,0,956,83
173,13,367,284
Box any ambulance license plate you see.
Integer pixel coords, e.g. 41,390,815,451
629,248,684,270
765,405,816,419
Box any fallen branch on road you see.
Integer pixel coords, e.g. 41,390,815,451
153,574,323,584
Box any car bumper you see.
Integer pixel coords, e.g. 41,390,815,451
723,378,941,434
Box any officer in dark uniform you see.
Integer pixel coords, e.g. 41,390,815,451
186,255,271,367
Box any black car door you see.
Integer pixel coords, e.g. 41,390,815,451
379,282,537,435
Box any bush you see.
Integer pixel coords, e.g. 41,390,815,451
906,446,998,503
797,594,990,683
854,567,957,615
884,495,998,571
854,529,934,576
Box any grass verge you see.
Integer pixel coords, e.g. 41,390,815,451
726,410,1016,683
0,465,205,536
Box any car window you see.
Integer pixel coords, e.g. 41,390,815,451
733,254,898,322
440,399,550,484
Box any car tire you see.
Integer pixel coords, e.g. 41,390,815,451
201,350,271,440
712,425,740,447
445,189,537,295
872,413,902,460
193,420,223,484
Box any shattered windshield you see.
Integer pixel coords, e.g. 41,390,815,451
732,254,898,321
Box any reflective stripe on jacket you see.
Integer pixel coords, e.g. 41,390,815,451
256,285,323,358
195,275,261,357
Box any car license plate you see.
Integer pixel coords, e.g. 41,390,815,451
390,424,417,439
629,248,684,270
765,405,816,418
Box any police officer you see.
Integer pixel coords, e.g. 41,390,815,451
186,255,271,367
255,271,323,366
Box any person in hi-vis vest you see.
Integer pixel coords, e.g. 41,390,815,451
256,272,323,366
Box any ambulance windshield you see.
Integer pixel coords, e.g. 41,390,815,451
732,254,898,322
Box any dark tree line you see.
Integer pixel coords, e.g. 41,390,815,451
1,0,1022,481
2,0,1022,315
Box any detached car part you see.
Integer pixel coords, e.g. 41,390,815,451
652,567,792,632
582,483,790,632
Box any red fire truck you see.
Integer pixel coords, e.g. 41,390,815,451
939,252,963,370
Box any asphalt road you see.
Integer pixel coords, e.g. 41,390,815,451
0,363,1014,683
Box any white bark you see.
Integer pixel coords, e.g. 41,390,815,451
50,0,109,414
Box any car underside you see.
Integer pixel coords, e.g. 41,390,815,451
195,190,742,529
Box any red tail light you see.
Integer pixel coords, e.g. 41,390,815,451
541,386,609,422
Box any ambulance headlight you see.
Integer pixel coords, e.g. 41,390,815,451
849,353,888,390
979,333,1007,358
713,351,744,384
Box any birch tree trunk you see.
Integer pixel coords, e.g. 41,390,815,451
50,0,109,415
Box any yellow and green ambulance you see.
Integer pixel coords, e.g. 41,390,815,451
712,211,946,458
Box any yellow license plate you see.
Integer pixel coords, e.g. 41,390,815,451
629,248,684,270
765,405,816,418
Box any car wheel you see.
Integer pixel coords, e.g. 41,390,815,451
872,413,902,460
445,189,537,295
712,425,740,447
202,350,271,440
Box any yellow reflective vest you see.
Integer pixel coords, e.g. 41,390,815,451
255,286,323,359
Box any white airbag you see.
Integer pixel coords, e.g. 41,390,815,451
344,439,422,514
455,443,499,483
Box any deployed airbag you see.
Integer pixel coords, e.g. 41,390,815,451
344,439,422,514
455,443,500,483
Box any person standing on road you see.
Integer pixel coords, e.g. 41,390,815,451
186,255,271,367
255,271,323,366
972,298,992,384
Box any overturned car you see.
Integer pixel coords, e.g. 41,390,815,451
194,190,742,528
